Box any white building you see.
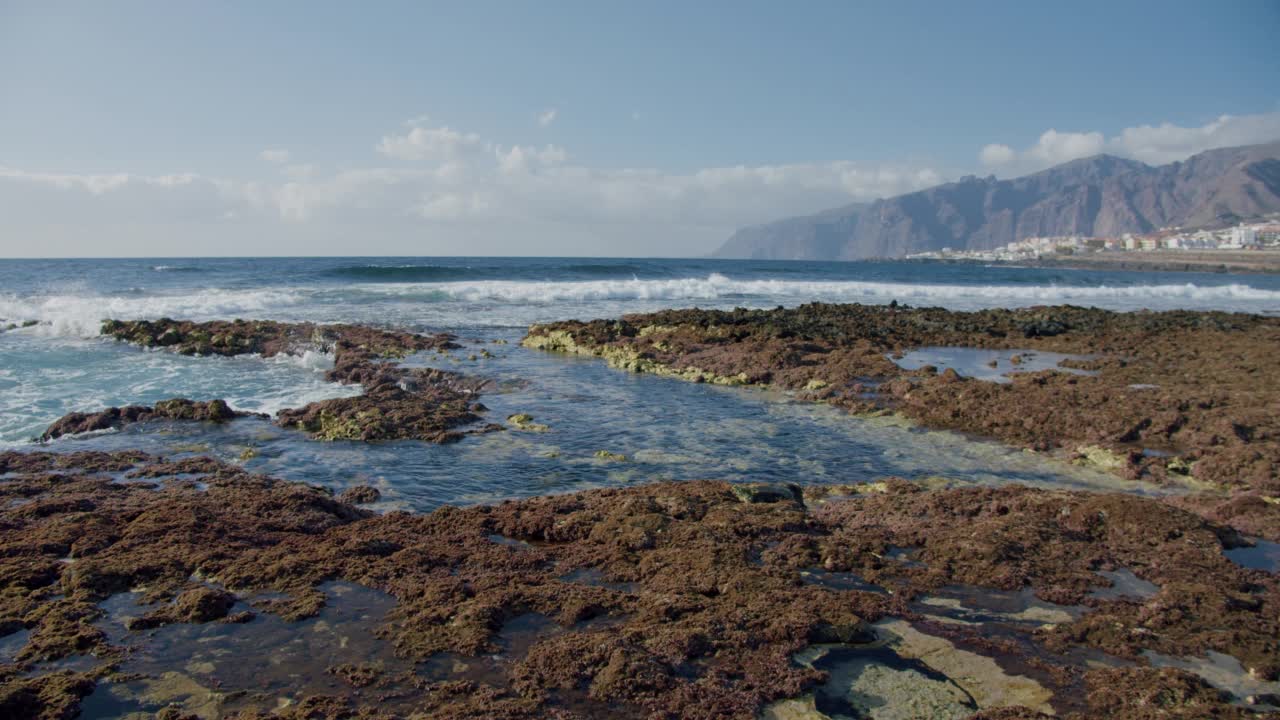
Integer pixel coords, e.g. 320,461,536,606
1231,225,1258,248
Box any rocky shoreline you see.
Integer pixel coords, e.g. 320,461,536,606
524,303,1280,540
3,309,1278,718
1,451,1275,719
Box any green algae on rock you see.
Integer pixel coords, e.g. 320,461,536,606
507,413,551,432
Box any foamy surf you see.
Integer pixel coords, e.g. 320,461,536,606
351,273,1280,313
0,288,307,338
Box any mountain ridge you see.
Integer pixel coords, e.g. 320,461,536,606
712,141,1280,260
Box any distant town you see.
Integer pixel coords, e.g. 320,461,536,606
906,219,1280,262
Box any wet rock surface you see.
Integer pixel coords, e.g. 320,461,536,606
524,303,1280,539
93,319,491,444
0,450,1275,718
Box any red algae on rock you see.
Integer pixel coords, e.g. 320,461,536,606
1,450,1275,718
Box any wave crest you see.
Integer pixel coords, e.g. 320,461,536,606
355,273,1280,309
0,289,305,337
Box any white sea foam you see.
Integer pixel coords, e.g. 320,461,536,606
239,383,363,417
355,274,1280,312
0,288,306,338
262,349,335,373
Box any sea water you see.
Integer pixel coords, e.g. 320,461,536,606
2,257,1278,508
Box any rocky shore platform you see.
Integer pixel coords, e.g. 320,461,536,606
4,308,1278,718
524,303,1280,540
1,450,1276,719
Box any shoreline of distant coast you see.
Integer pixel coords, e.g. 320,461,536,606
902,249,1280,275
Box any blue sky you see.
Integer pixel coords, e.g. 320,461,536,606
1,0,1278,257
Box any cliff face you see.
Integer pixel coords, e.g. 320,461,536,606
713,142,1280,260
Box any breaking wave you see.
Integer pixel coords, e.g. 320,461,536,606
2,274,1277,342
354,273,1280,312
0,288,306,338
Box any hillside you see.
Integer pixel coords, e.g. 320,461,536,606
713,142,1280,259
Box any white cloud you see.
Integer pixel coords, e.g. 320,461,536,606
537,108,558,127
978,143,1015,168
1026,129,1105,167
260,149,290,164
979,111,1280,175
376,124,484,162
1112,112,1280,165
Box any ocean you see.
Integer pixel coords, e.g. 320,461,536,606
2,256,1278,509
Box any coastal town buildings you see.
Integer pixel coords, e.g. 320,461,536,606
905,220,1280,261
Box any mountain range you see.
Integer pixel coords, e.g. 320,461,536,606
712,141,1280,260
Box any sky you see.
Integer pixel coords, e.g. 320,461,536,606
1,1,1278,258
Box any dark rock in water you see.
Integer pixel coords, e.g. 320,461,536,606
731,482,802,504
274,371,482,443
337,485,381,505
172,587,236,623
808,620,877,645
40,398,262,441
101,318,459,358
329,662,381,688
125,587,236,630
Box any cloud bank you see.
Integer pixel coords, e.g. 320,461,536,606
979,111,1280,175
0,117,943,257
1,111,1276,257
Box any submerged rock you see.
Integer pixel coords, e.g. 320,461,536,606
876,619,1054,713
507,413,551,432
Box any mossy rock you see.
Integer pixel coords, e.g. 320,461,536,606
507,413,550,432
